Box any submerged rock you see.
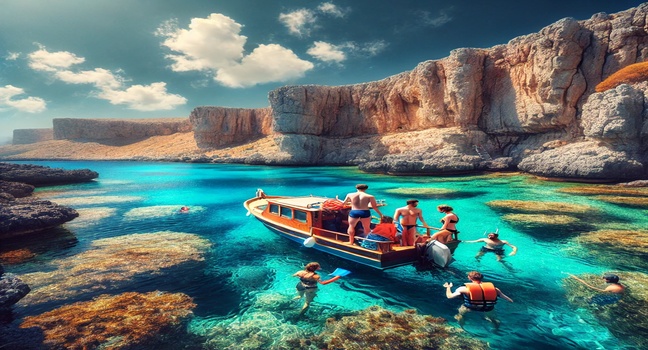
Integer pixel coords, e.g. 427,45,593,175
300,306,487,350
20,291,196,349
558,185,648,196
0,273,30,312
486,199,594,215
19,232,211,306
575,229,648,269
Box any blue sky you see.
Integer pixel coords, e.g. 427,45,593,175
0,0,643,142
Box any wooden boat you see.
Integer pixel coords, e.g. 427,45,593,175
244,190,460,270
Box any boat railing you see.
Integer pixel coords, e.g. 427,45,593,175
311,227,397,252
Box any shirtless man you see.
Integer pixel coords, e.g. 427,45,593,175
342,184,383,244
465,233,517,262
393,199,429,246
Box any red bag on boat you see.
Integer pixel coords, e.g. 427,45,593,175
322,199,345,211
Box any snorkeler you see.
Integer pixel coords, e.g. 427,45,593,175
292,262,341,316
443,271,513,329
464,232,518,262
569,273,625,306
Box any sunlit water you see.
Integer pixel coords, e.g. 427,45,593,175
4,161,647,349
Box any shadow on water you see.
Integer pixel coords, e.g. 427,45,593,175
0,227,79,268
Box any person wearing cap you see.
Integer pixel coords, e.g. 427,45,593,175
443,271,513,328
464,232,518,262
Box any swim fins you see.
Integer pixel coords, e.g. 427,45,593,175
330,268,352,277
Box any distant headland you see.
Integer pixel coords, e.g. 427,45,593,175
2,4,648,183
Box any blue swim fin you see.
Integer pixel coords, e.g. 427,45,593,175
330,268,352,277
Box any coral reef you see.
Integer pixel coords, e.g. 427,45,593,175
575,230,648,269
592,196,648,208
20,291,196,350
296,306,487,350
65,207,117,227
197,292,486,350
501,213,581,228
486,200,593,215
564,271,648,348
0,248,36,264
558,185,648,197
51,195,142,206
384,187,457,197
19,232,211,306
124,205,205,220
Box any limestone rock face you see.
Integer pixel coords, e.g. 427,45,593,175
581,84,644,144
189,107,272,148
53,118,191,141
4,4,648,181
518,141,645,180
12,129,53,145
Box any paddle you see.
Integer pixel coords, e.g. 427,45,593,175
329,268,352,277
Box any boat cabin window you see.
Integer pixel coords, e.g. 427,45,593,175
280,206,292,219
269,204,279,215
294,210,307,223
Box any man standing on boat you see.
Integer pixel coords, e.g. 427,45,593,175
394,199,430,246
342,184,383,245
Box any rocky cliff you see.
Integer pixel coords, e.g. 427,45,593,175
241,4,647,180
12,129,53,145
53,118,192,141
3,4,648,181
189,107,272,148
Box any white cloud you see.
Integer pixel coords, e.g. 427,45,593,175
159,14,314,88
422,11,452,27
0,85,46,113
27,47,186,111
215,44,314,88
6,52,20,60
307,41,346,63
359,40,388,57
159,14,246,71
279,9,316,37
28,48,85,72
55,68,123,90
318,2,346,18
97,82,187,111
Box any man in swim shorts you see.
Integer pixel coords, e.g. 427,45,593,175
569,273,625,305
342,184,383,244
464,233,518,262
394,199,430,246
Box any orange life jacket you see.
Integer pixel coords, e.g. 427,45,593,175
463,282,498,311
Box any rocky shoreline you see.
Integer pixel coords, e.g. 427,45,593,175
0,162,98,329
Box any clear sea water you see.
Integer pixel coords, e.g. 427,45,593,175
4,161,647,349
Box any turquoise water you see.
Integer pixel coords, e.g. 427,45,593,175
4,161,647,349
